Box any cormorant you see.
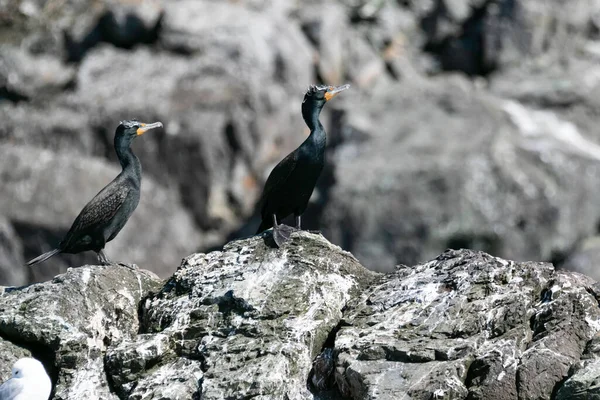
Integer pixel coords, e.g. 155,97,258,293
26,120,163,267
256,84,349,247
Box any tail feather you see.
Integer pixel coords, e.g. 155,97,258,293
26,249,61,267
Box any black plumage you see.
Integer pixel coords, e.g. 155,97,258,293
26,119,163,266
256,84,349,246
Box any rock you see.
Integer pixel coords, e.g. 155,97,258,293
0,144,202,282
322,75,600,271
0,340,32,382
135,231,372,399
0,237,599,398
0,264,162,399
333,249,600,399
559,236,600,282
0,46,75,100
0,216,27,286
556,358,600,400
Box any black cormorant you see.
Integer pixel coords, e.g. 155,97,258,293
256,84,349,247
26,119,163,266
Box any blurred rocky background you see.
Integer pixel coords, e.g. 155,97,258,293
2,0,600,284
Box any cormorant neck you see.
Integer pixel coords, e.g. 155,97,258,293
302,101,325,132
114,135,141,181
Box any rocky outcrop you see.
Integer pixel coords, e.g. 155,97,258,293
0,233,599,399
323,74,600,273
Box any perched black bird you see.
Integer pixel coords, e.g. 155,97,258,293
256,84,349,247
26,120,163,266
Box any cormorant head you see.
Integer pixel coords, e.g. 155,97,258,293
302,84,350,106
117,119,163,139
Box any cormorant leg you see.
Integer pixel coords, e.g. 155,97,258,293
295,215,301,230
272,214,292,248
97,249,112,266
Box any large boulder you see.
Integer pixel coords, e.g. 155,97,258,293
332,248,600,399
322,75,600,271
0,264,162,399
1,235,599,399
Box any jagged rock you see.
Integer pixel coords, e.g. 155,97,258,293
556,358,600,399
1,235,599,399
333,249,600,399
0,264,162,399
0,144,202,282
131,231,372,399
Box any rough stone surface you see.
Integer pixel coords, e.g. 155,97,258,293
1,236,599,399
323,75,600,271
332,249,600,399
0,264,162,399
133,231,372,399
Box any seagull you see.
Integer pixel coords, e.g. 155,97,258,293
0,358,51,400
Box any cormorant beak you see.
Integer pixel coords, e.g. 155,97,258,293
324,84,350,101
136,122,163,136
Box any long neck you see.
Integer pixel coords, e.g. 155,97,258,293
302,101,326,148
114,135,141,182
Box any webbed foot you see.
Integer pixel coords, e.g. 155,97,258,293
273,224,294,248
97,249,112,266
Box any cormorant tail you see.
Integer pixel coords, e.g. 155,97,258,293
256,219,272,235
26,249,61,267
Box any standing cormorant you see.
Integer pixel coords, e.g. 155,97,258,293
26,120,163,266
256,84,349,247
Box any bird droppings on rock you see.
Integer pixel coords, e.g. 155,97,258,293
0,235,599,399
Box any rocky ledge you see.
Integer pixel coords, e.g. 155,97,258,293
0,232,599,399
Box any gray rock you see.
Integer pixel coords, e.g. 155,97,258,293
561,236,600,282
334,249,600,399
322,75,600,271
556,359,600,400
0,216,26,286
0,236,599,399
0,264,162,399
0,340,32,382
136,231,373,399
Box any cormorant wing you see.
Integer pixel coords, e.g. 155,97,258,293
259,151,298,215
64,182,130,238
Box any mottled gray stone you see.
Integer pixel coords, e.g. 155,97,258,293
333,249,600,399
0,264,162,399
323,75,600,272
556,359,600,400
0,340,32,382
0,238,599,399
136,231,373,399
